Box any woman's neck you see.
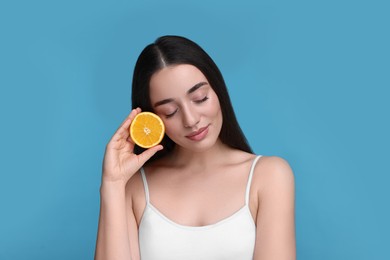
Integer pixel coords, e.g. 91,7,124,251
166,139,232,170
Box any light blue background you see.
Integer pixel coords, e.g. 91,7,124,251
1,0,389,259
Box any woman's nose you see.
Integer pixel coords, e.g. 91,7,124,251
182,104,200,128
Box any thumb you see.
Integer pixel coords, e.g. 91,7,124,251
137,145,164,166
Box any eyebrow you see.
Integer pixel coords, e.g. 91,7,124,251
153,81,208,107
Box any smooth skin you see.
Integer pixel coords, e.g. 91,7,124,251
95,65,296,260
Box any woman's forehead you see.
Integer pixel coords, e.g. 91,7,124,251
149,64,208,98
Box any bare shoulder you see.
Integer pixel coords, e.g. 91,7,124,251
224,149,257,166
256,156,293,176
125,170,144,198
253,156,295,194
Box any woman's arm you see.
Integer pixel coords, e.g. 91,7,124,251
94,108,162,260
95,181,132,260
253,156,296,260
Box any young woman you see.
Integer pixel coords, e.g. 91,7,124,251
95,36,296,260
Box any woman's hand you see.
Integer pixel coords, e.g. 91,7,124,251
102,108,163,186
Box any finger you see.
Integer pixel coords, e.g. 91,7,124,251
137,145,164,165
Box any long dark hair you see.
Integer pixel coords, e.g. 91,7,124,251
131,35,252,160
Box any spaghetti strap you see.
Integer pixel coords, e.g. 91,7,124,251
245,155,262,205
140,168,150,204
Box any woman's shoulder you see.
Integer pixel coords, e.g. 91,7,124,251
253,155,295,193
231,152,293,177
256,155,293,172
125,169,145,199
222,149,257,164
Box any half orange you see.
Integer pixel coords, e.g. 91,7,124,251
130,112,165,148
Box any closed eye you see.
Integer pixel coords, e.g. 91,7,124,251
194,96,209,104
165,108,178,118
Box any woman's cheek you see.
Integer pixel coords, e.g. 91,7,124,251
163,120,179,140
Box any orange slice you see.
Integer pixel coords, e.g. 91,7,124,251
130,112,165,148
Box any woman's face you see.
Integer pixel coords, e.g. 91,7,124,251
149,64,223,152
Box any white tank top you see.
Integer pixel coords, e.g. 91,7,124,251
138,155,262,260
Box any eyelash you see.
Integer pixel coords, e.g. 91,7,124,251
165,96,209,118
194,96,209,104
166,109,178,118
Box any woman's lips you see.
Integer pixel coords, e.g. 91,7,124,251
185,126,209,141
